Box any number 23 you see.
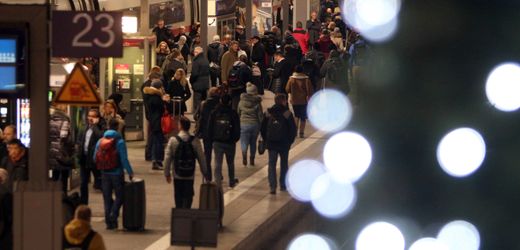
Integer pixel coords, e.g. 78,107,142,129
72,13,115,48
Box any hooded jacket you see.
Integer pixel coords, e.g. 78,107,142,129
49,107,74,170
207,41,222,64
260,104,297,151
63,219,106,250
238,93,263,125
143,86,165,133
190,53,211,92
93,130,134,176
286,73,313,105
163,130,209,180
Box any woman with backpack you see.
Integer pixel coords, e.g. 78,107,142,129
165,68,192,116
238,83,263,167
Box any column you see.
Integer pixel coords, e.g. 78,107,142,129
201,0,208,49
140,0,150,36
282,0,290,34
246,0,253,38
293,0,309,26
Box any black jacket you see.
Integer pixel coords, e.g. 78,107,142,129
77,122,105,170
251,42,266,67
207,42,222,64
306,19,321,44
190,53,211,92
194,96,220,140
230,61,252,97
0,150,29,192
273,58,293,93
260,104,297,151
207,104,241,144
0,184,12,250
165,80,191,115
143,87,166,133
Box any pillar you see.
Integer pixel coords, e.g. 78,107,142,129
140,0,150,36
201,0,208,49
293,0,309,27
246,0,253,38
282,0,289,34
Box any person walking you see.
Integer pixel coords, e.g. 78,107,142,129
77,108,105,204
141,71,163,162
164,117,210,208
49,103,75,194
63,205,106,250
94,119,134,230
207,95,241,188
286,65,313,138
207,35,223,87
190,46,211,114
238,83,263,167
272,50,292,94
194,87,220,181
165,68,192,116
306,11,321,47
229,51,252,110
260,94,297,194
143,79,167,170
220,41,240,86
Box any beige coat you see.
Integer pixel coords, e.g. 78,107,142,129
220,50,238,83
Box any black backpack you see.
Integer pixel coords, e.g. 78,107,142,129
266,111,290,142
228,64,242,89
212,111,233,142
173,135,196,177
327,59,345,84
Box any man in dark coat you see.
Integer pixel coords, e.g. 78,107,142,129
306,11,321,47
207,35,223,87
190,46,211,114
272,50,293,94
194,87,220,181
141,71,162,161
152,19,171,47
0,139,28,193
76,108,105,204
143,79,166,170
260,94,296,194
249,36,267,89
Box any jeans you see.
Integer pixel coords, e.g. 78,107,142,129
203,138,213,181
102,173,124,227
193,90,207,115
268,149,289,190
52,169,70,194
174,179,194,208
145,121,152,161
240,124,259,158
80,164,101,205
150,130,164,162
213,142,236,186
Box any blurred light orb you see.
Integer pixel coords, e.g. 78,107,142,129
409,238,449,250
436,128,486,177
286,160,327,202
288,233,331,250
323,132,372,183
310,173,356,219
342,0,401,43
437,220,480,250
356,222,405,250
485,62,520,112
307,89,352,133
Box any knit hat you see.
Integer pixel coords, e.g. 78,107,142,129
246,82,257,95
151,79,163,89
237,50,247,59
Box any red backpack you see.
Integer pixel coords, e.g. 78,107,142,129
95,137,119,171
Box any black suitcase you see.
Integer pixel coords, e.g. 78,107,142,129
123,178,146,231
199,182,224,228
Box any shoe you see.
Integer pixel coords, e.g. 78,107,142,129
280,187,287,192
299,133,304,138
229,178,239,188
270,188,276,194
106,221,117,230
242,153,247,166
152,161,164,170
249,157,255,166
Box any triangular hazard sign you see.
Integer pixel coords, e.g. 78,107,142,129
54,63,102,106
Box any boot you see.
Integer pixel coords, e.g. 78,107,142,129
242,152,247,166
249,157,255,167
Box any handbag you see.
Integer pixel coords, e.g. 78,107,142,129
258,138,266,155
161,109,174,135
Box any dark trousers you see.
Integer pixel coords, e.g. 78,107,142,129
102,173,124,227
52,169,70,194
210,70,220,87
145,121,152,161
150,130,164,163
213,142,236,186
193,90,207,115
203,138,213,181
174,179,194,209
268,149,289,190
79,164,101,205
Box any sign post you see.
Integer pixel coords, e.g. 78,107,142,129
54,63,102,106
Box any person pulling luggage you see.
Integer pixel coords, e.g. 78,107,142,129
164,116,210,209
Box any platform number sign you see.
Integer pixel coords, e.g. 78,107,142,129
52,11,123,57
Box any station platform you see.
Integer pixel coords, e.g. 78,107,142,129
84,91,329,250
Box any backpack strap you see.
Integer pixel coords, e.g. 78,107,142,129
80,230,96,249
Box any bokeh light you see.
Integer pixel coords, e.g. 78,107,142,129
356,221,405,250
323,132,372,183
310,173,356,219
286,160,327,202
307,89,352,133
437,220,480,250
342,0,401,42
485,62,520,112
436,127,486,177
288,233,331,250
409,238,449,250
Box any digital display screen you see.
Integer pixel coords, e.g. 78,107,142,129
0,39,16,63
0,66,16,90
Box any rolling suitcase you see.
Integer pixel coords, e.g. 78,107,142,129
167,96,183,137
123,178,146,231
199,182,224,227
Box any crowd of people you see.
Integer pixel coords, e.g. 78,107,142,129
0,1,372,248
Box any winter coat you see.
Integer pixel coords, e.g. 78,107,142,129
49,107,74,170
306,19,321,45
331,34,344,51
320,51,350,92
286,73,313,105
190,53,211,92
93,130,134,176
162,57,187,82
292,28,309,54
273,58,293,94
163,130,209,180
220,50,238,83
260,104,297,151
63,219,106,250
207,42,222,64
318,36,335,59
194,96,220,140
143,86,165,133
165,79,191,115
238,93,264,125
305,50,325,69
230,61,252,97
207,104,241,144
77,122,105,170
0,149,28,192
302,59,320,91
250,42,266,67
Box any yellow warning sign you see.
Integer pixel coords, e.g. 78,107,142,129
54,63,102,106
